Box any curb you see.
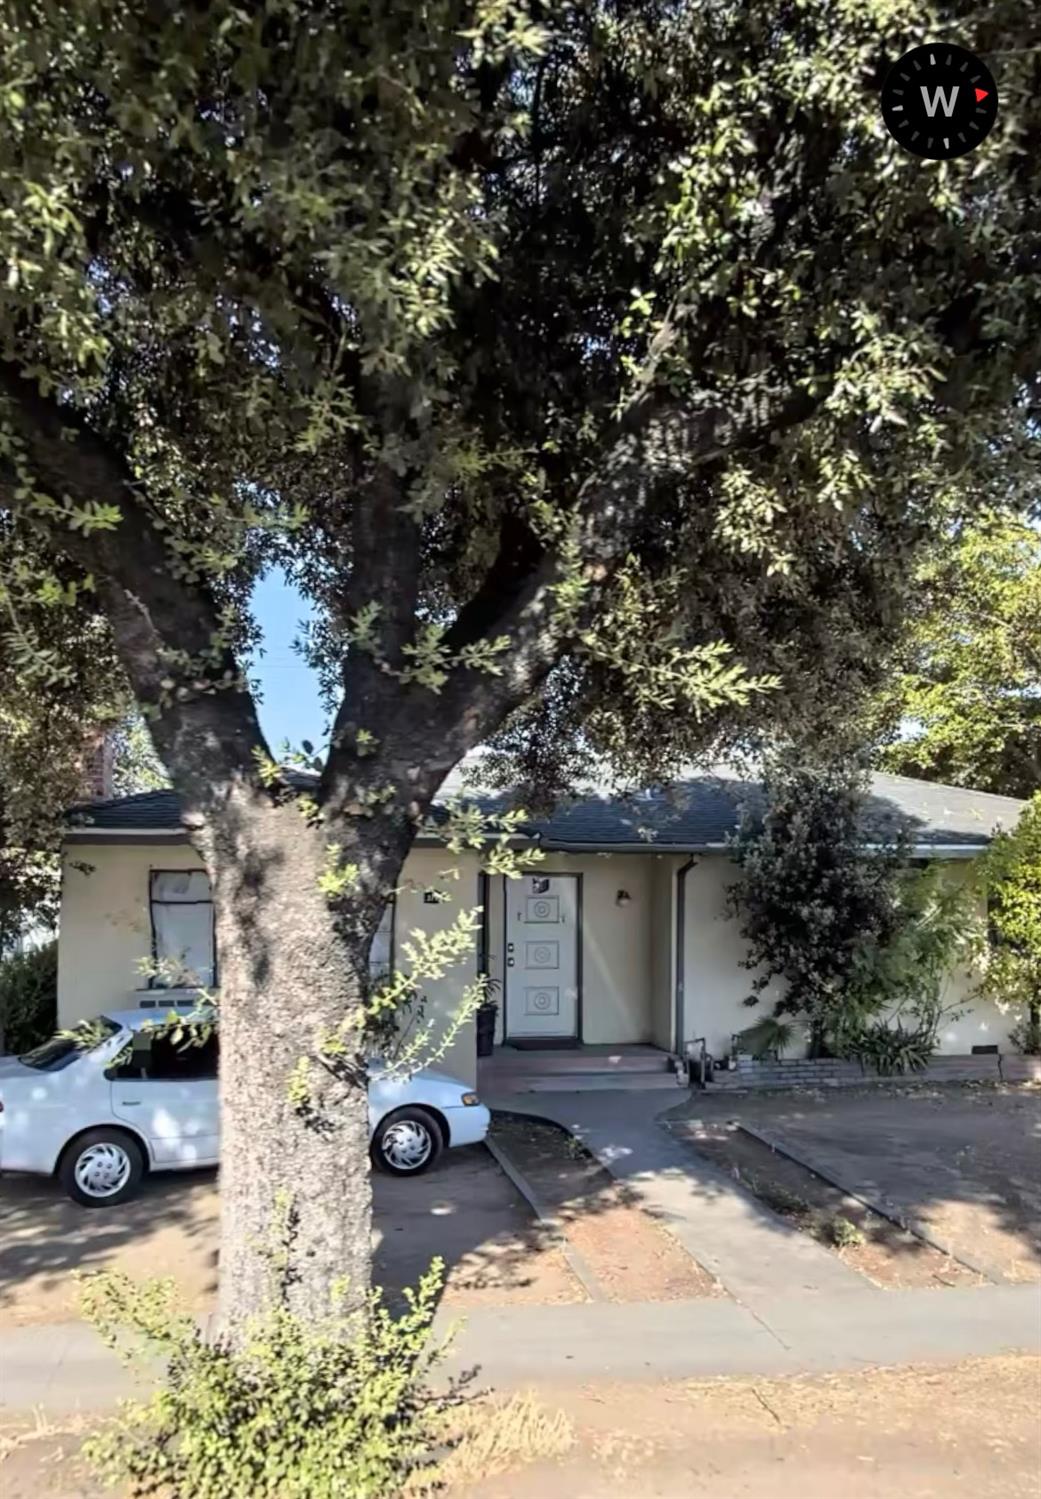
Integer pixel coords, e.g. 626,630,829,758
483,1134,605,1302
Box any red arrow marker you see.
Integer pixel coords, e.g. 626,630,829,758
974,87,989,102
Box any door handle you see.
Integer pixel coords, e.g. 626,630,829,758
118,1099,142,1107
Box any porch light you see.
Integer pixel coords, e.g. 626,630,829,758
615,889,632,907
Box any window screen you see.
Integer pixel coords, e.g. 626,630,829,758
369,898,395,983
150,870,216,986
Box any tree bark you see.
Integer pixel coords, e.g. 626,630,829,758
195,793,389,1337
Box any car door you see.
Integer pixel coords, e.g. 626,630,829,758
110,1027,220,1166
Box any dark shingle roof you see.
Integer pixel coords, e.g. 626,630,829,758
518,773,1022,850
66,772,1024,853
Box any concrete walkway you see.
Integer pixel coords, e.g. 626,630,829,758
483,1087,868,1308
2,1283,1039,1409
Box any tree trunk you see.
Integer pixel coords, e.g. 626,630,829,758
197,797,390,1339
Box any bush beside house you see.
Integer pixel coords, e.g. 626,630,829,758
727,763,986,1074
0,938,57,1055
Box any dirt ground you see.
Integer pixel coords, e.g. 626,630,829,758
673,1118,985,1290
491,1115,722,1301
459,1355,1041,1499
0,1144,587,1327
3,1356,1039,1499
668,1082,1041,1284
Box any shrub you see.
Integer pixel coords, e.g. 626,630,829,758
976,793,1041,1047
734,1016,797,1060
0,939,57,1054
827,1216,866,1249
1008,1014,1041,1057
80,1259,451,1499
843,1019,935,1076
726,758,907,1055
831,864,981,1071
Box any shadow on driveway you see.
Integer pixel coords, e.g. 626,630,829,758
0,1142,601,1326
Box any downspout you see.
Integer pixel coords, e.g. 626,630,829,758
674,856,697,1074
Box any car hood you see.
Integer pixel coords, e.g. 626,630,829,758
0,1056,33,1082
368,1060,465,1091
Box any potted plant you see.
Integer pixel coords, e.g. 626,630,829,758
475,978,501,1058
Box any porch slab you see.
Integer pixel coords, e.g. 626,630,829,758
478,1043,680,1093
485,1043,671,1069
482,1089,870,1308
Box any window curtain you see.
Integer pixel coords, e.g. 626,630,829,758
369,899,394,982
150,870,215,986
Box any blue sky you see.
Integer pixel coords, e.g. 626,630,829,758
249,568,327,752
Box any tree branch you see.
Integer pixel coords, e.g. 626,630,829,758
425,378,823,765
0,362,268,814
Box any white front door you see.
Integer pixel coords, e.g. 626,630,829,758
504,875,580,1041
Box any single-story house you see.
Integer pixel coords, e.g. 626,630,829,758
59,771,1024,1088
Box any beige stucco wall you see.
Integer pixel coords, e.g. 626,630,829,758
58,838,1013,1083
58,841,482,1086
649,855,680,1049
679,855,770,1060
58,841,210,1027
485,851,661,1046
393,847,481,1085
679,853,1013,1060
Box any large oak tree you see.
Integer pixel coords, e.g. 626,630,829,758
1,0,1038,1333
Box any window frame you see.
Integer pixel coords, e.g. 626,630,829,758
369,896,396,985
148,867,218,989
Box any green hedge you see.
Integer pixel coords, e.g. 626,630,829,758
0,939,57,1055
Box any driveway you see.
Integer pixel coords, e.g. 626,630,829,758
0,1144,582,1328
668,1083,1041,1284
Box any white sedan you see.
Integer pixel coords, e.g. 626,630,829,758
0,1006,490,1206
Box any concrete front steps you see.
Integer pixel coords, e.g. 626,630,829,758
478,1043,685,1094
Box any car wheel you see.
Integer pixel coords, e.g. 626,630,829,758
372,1107,443,1176
59,1128,145,1207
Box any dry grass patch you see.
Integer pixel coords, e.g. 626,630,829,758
674,1354,1041,1439
410,1391,575,1493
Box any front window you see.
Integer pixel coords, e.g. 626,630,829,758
149,869,216,987
109,1025,219,1082
19,1016,120,1072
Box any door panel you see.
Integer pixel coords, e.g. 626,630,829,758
110,1029,220,1165
505,875,579,1039
113,1080,219,1164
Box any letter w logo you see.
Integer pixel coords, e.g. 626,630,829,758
920,84,959,117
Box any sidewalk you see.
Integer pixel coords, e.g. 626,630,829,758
1,1284,1039,1410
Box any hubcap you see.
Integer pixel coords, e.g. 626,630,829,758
381,1119,433,1171
75,1142,132,1198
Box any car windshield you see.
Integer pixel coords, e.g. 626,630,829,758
19,1016,121,1072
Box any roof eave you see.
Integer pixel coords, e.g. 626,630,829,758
64,831,990,858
